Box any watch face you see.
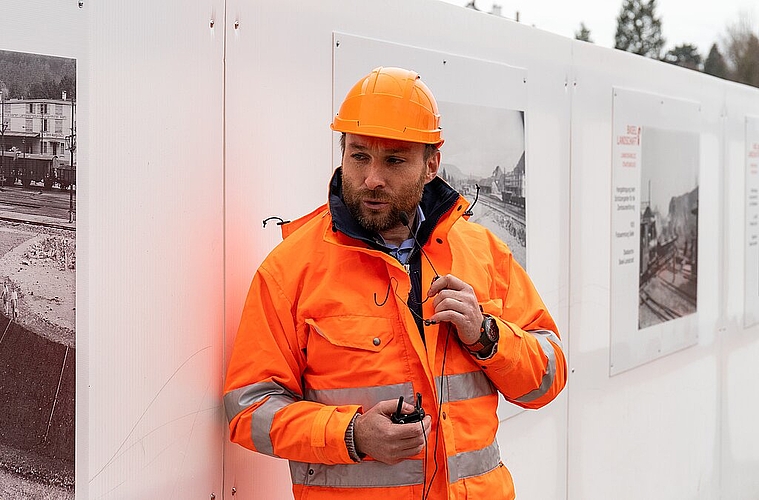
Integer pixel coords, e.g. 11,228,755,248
468,315,499,354
484,316,499,342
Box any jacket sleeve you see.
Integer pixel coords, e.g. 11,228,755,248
223,266,360,464
476,236,567,409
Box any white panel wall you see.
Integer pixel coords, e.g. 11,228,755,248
86,1,225,498
568,41,726,500
721,81,759,499
223,2,759,500
224,1,759,500
223,1,570,499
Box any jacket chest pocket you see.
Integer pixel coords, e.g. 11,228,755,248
305,316,395,352
303,316,398,386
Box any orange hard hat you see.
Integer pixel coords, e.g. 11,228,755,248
331,67,443,147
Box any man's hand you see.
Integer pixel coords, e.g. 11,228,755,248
427,274,484,345
353,399,431,465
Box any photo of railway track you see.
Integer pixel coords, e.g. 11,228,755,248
638,127,699,331
436,102,527,268
0,50,75,499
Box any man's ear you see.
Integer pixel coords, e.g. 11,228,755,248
425,150,441,183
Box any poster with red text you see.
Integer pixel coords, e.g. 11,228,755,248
610,88,701,376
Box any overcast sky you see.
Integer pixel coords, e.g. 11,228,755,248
641,127,699,215
437,0,757,55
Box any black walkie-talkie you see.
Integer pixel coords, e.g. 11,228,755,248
391,392,425,424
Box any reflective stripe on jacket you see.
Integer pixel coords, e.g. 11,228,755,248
224,172,566,499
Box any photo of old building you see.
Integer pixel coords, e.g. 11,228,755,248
436,101,527,268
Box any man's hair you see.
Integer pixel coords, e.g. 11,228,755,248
339,133,438,161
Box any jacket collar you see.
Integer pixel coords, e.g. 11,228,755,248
328,167,462,250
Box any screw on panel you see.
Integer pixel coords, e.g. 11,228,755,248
78,0,83,7
442,60,447,65
234,20,240,30
210,19,215,28
336,40,340,47
210,494,216,500
231,487,237,495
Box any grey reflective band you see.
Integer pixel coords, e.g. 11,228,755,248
514,329,562,403
224,381,300,422
290,458,425,487
223,381,300,457
290,441,500,488
435,370,496,404
447,441,501,483
530,328,563,349
305,382,413,410
306,374,493,409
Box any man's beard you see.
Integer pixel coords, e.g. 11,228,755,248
343,171,426,233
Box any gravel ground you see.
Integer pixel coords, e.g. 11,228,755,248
0,465,72,500
0,221,75,347
0,444,73,496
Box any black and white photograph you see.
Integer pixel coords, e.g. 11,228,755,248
0,49,76,499
638,127,698,331
437,101,527,268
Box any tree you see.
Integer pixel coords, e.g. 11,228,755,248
575,22,594,43
0,50,76,99
614,0,666,59
664,43,702,70
732,33,759,87
59,74,76,100
722,12,759,87
703,43,728,78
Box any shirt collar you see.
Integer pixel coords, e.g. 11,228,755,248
382,205,425,265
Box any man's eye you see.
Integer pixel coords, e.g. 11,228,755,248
351,153,369,161
387,157,404,165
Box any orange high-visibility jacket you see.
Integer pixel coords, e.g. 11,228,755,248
224,171,567,500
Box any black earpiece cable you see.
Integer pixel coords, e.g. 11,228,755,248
462,184,480,217
399,211,440,280
395,211,453,498
422,323,451,500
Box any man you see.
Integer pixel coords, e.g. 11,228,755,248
225,67,566,499
2,281,8,316
11,286,18,320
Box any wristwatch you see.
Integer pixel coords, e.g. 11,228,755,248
465,314,499,354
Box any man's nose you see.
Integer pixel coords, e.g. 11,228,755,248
364,160,386,190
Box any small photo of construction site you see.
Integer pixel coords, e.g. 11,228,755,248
638,127,699,331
